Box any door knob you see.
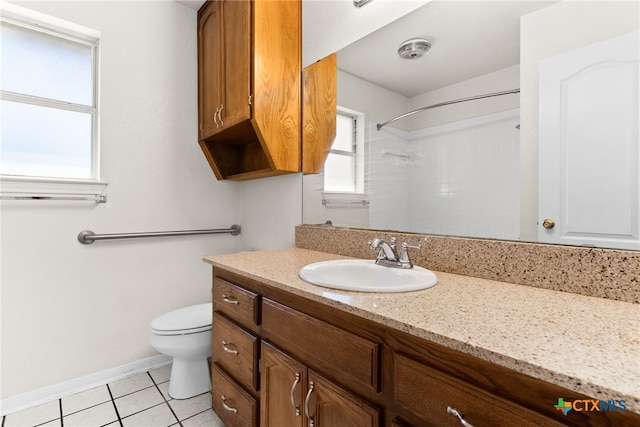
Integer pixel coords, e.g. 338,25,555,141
542,218,555,229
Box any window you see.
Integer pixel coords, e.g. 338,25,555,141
324,108,364,193
1,7,99,183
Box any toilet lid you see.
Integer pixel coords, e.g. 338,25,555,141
151,303,212,333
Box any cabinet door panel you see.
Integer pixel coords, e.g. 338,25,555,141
260,342,306,427
307,369,380,427
198,0,223,139
220,0,251,130
303,53,337,174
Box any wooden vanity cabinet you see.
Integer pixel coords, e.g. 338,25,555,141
197,0,301,180
210,267,640,427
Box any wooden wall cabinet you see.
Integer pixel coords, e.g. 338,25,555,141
197,0,301,180
209,267,640,426
302,53,337,174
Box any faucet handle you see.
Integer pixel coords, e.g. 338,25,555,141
399,242,421,266
403,242,421,250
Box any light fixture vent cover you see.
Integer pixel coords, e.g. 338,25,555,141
398,38,432,59
353,0,374,7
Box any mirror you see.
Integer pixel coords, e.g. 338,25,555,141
302,0,640,251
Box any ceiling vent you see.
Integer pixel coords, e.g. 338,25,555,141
398,38,432,59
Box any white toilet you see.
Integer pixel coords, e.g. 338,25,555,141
150,303,213,399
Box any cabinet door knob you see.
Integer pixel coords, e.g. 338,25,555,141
304,381,315,427
220,395,238,414
542,218,556,229
447,406,475,427
290,372,301,416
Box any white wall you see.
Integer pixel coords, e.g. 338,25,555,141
0,0,240,400
238,173,302,251
519,0,640,241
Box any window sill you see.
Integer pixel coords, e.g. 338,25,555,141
0,176,108,203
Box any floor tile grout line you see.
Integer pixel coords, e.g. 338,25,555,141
59,399,64,427
60,398,114,418
111,383,157,400
178,407,215,424
148,371,183,427
106,384,124,427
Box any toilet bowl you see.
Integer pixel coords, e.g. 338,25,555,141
150,303,212,399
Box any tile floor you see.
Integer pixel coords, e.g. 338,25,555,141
1,366,225,427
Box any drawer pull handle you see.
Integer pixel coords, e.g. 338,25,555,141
221,294,239,305
221,395,238,414
222,341,239,355
304,381,315,427
447,406,475,427
290,372,301,416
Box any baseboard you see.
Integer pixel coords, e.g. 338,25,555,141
0,354,171,416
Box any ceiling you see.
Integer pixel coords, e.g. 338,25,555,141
338,1,556,97
176,1,557,98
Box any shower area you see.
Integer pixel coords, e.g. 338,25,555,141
369,107,520,240
302,64,522,240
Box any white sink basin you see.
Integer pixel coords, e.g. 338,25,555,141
298,259,438,292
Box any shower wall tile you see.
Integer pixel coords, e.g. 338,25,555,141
370,109,520,240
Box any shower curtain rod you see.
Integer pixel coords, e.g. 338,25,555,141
376,88,520,131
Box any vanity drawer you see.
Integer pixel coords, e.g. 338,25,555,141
212,312,259,392
213,276,260,328
212,364,258,427
261,298,380,393
394,353,564,427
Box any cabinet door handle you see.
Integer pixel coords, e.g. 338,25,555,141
289,372,301,416
222,340,239,355
447,406,475,427
220,395,238,414
219,104,224,126
221,294,239,305
213,106,221,128
304,381,315,427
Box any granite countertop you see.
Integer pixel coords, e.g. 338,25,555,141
203,247,640,413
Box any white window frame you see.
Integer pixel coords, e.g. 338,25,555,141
323,106,365,196
0,2,106,200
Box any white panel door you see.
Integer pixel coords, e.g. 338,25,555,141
539,30,640,250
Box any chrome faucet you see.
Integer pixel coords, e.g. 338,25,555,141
369,237,420,269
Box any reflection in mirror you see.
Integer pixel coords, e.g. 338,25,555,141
302,0,640,250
